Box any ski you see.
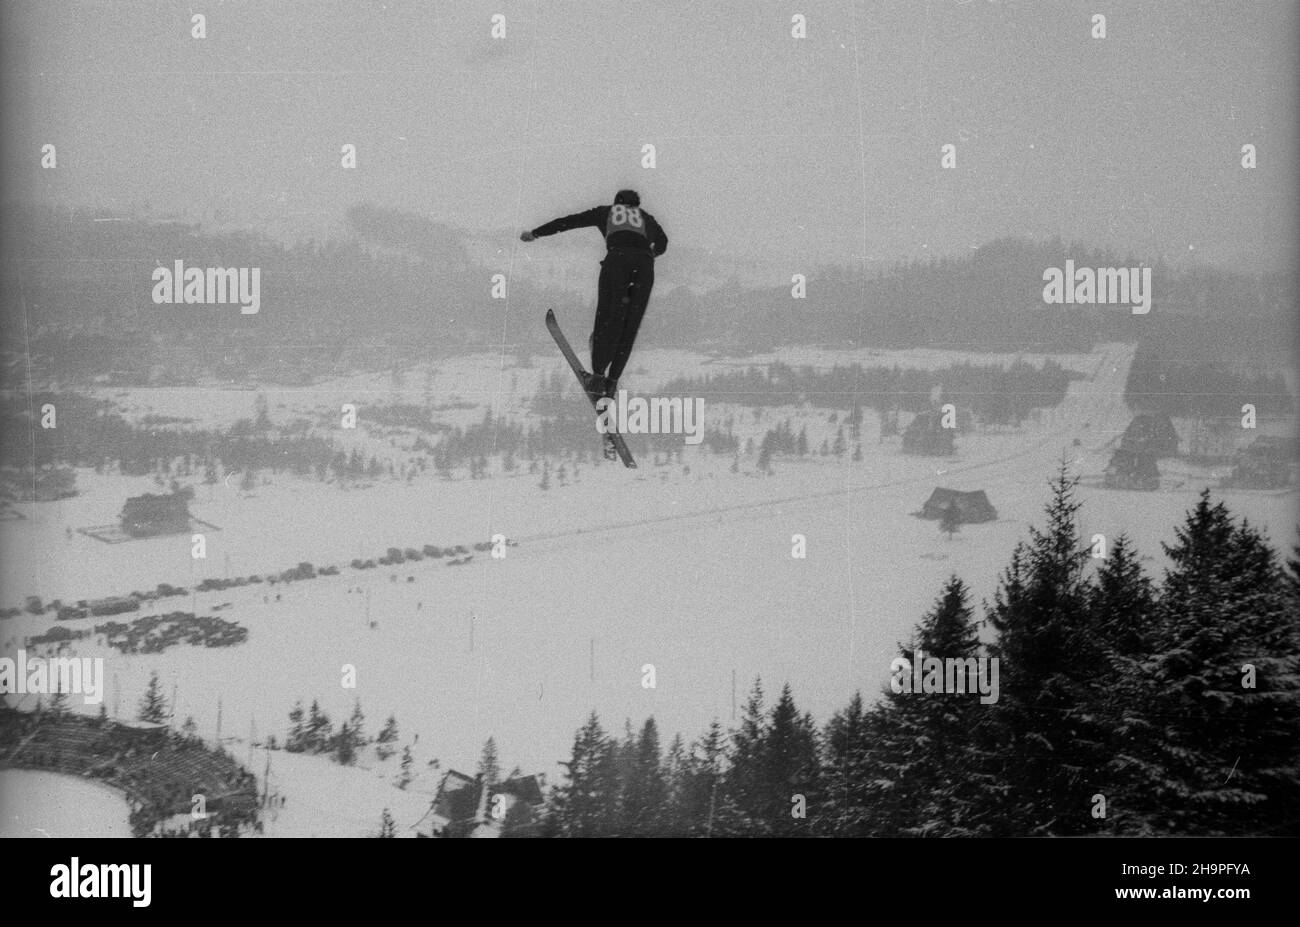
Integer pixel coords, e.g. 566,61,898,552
545,309,637,469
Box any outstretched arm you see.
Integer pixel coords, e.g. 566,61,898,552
520,207,603,242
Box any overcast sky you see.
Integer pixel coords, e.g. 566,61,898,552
2,0,1295,272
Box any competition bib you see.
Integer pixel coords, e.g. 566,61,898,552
605,204,648,242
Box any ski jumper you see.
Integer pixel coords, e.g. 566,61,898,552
529,204,668,384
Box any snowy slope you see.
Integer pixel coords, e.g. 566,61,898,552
2,341,1295,832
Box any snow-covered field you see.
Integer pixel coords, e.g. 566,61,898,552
240,743,442,838
0,769,132,838
2,341,1295,835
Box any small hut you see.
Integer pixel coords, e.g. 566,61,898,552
919,488,998,523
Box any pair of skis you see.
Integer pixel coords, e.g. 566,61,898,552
545,309,637,468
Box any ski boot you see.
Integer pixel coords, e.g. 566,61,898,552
582,372,617,404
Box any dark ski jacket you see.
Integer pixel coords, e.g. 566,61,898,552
530,204,668,256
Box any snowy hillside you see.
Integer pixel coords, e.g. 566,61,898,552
2,340,1295,835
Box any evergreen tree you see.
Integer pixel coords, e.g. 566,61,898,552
1089,534,1157,657
820,692,875,834
1085,533,1161,833
348,699,366,745
287,701,305,752
377,714,399,744
612,720,638,831
1286,532,1300,609
726,679,768,831
477,737,501,788
138,671,168,723
677,720,738,836
552,712,620,837
661,733,689,835
984,469,1107,835
347,449,364,479
306,700,332,753
335,721,356,765
762,685,822,835
620,718,667,836
1129,493,1300,835
397,746,414,790
378,807,395,838
181,715,199,742
865,577,993,836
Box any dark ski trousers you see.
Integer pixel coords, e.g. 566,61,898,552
590,247,655,384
